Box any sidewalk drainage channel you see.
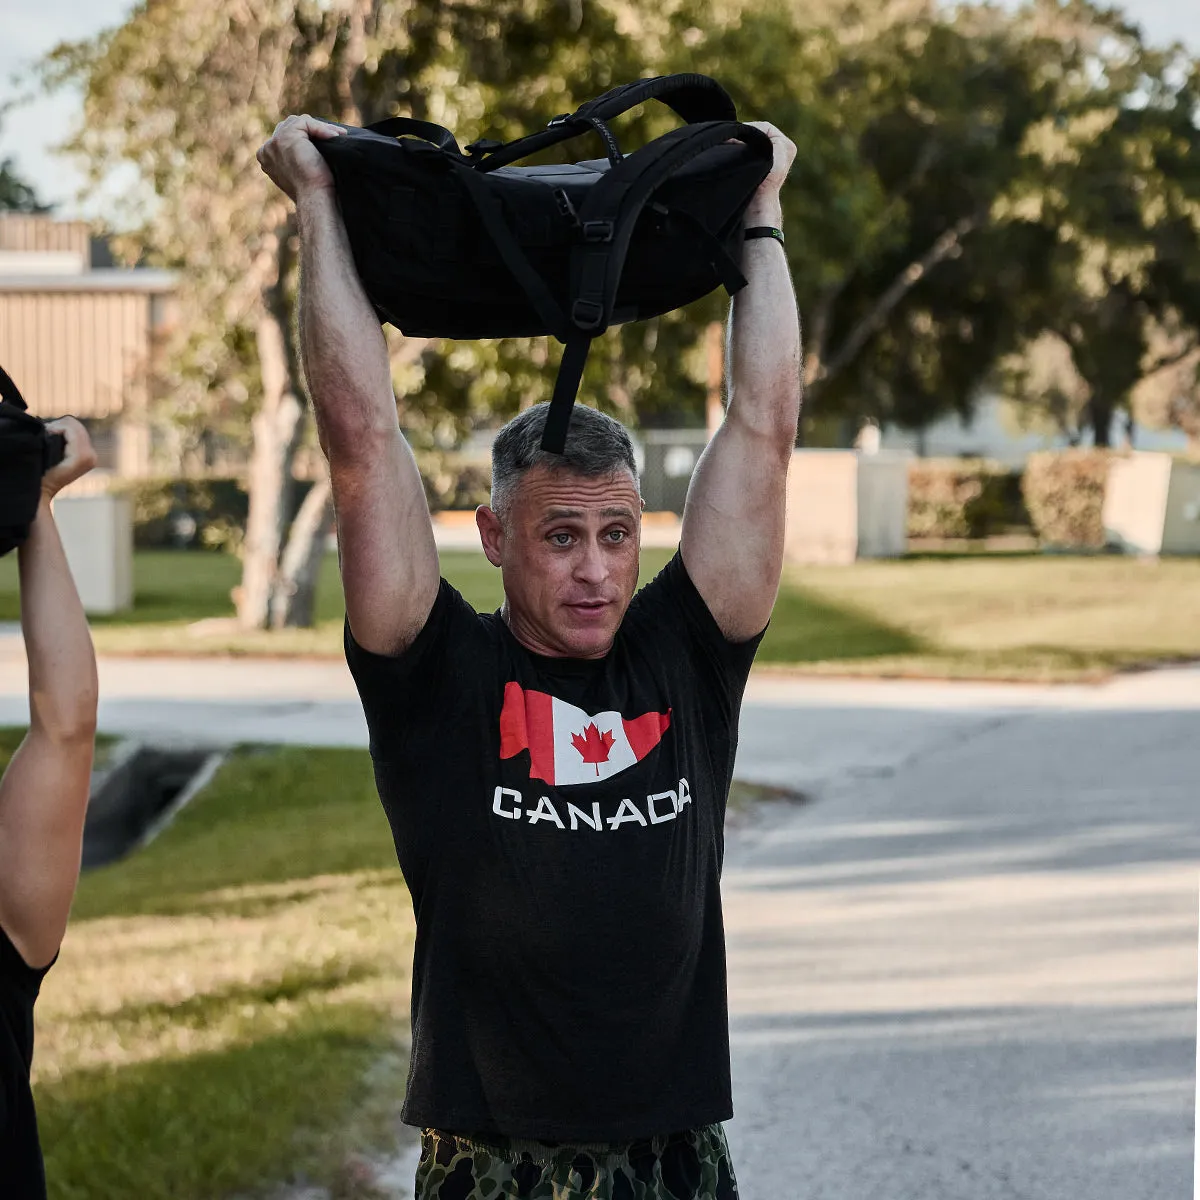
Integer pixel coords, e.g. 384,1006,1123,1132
83,742,226,869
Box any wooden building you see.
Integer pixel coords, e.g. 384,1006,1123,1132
0,214,177,478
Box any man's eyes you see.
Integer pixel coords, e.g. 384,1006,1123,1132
546,528,629,546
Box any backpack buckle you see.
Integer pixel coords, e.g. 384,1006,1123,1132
571,299,605,330
582,220,614,243
465,138,504,160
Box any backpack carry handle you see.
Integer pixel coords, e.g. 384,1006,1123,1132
472,114,622,174
366,116,463,156
577,74,738,126
472,73,735,175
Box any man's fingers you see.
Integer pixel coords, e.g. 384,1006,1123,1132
287,114,346,140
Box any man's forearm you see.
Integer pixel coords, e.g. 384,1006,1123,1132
296,189,398,457
18,499,98,742
727,202,802,449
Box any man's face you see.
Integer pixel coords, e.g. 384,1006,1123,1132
476,464,642,659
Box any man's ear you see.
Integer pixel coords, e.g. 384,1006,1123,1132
476,506,504,568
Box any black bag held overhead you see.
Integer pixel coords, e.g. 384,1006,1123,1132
315,73,774,452
0,366,66,558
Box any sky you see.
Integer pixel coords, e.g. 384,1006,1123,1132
2,0,1199,218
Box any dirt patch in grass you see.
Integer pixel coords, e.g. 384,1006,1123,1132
726,779,811,829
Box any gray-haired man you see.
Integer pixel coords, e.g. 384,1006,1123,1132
258,113,800,1199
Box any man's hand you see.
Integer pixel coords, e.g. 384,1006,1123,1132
743,121,797,228
257,114,346,202
40,417,96,501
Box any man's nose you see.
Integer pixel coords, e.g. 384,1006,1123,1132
573,536,608,585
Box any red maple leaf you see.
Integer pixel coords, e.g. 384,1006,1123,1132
571,723,615,775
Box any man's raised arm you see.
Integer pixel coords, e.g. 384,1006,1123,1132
258,116,439,656
0,421,98,968
680,123,801,641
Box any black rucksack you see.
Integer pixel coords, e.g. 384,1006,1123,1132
0,367,66,557
315,73,773,452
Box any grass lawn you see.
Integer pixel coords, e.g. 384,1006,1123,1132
2,545,1199,680
27,742,414,1200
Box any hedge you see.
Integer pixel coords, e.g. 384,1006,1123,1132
907,459,1027,540
115,458,491,551
112,478,251,551
1020,449,1112,549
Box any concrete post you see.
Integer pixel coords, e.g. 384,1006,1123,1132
52,494,134,614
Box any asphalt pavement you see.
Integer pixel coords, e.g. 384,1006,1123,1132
0,629,1195,1198
726,671,1199,1200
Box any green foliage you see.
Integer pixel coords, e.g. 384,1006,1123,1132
36,0,1200,454
1021,448,1112,548
112,478,251,551
416,452,492,512
908,460,1027,540
0,158,48,213
995,6,1200,444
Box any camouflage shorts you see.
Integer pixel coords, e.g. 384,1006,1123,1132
414,1123,739,1200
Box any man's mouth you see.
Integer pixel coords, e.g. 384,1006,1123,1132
565,599,612,617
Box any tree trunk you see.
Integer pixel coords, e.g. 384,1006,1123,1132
270,474,334,629
1087,391,1116,448
237,304,306,629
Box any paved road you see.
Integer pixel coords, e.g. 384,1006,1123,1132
0,637,1195,1197
727,672,1199,1200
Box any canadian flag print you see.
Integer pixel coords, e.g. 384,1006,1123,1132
499,682,672,786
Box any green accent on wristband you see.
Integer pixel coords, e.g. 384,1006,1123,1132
744,226,785,245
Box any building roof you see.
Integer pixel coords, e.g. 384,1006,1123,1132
0,268,177,294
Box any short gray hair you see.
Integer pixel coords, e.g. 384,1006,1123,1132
490,403,639,519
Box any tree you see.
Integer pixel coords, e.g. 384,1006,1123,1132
995,4,1200,446
668,2,1074,440
0,127,48,213
43,0,659,629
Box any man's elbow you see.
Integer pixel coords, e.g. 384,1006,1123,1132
728,397,800,464
31,683,99,747
322,413,400,469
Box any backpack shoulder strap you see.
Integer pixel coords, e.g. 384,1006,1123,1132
452,166,571,341
539,120,772,454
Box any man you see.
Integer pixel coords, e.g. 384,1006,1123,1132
0,419,99,1198
258,111,799,1198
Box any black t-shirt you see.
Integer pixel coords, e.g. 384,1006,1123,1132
0,926,50,1199
346,551,763,1142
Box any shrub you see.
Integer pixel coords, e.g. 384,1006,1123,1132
111,478,320,553
907,459,1026,539
415,453,492,511
1021,449,1112,549
112,478,250,550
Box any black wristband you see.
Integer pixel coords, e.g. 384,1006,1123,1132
744,226,785,245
